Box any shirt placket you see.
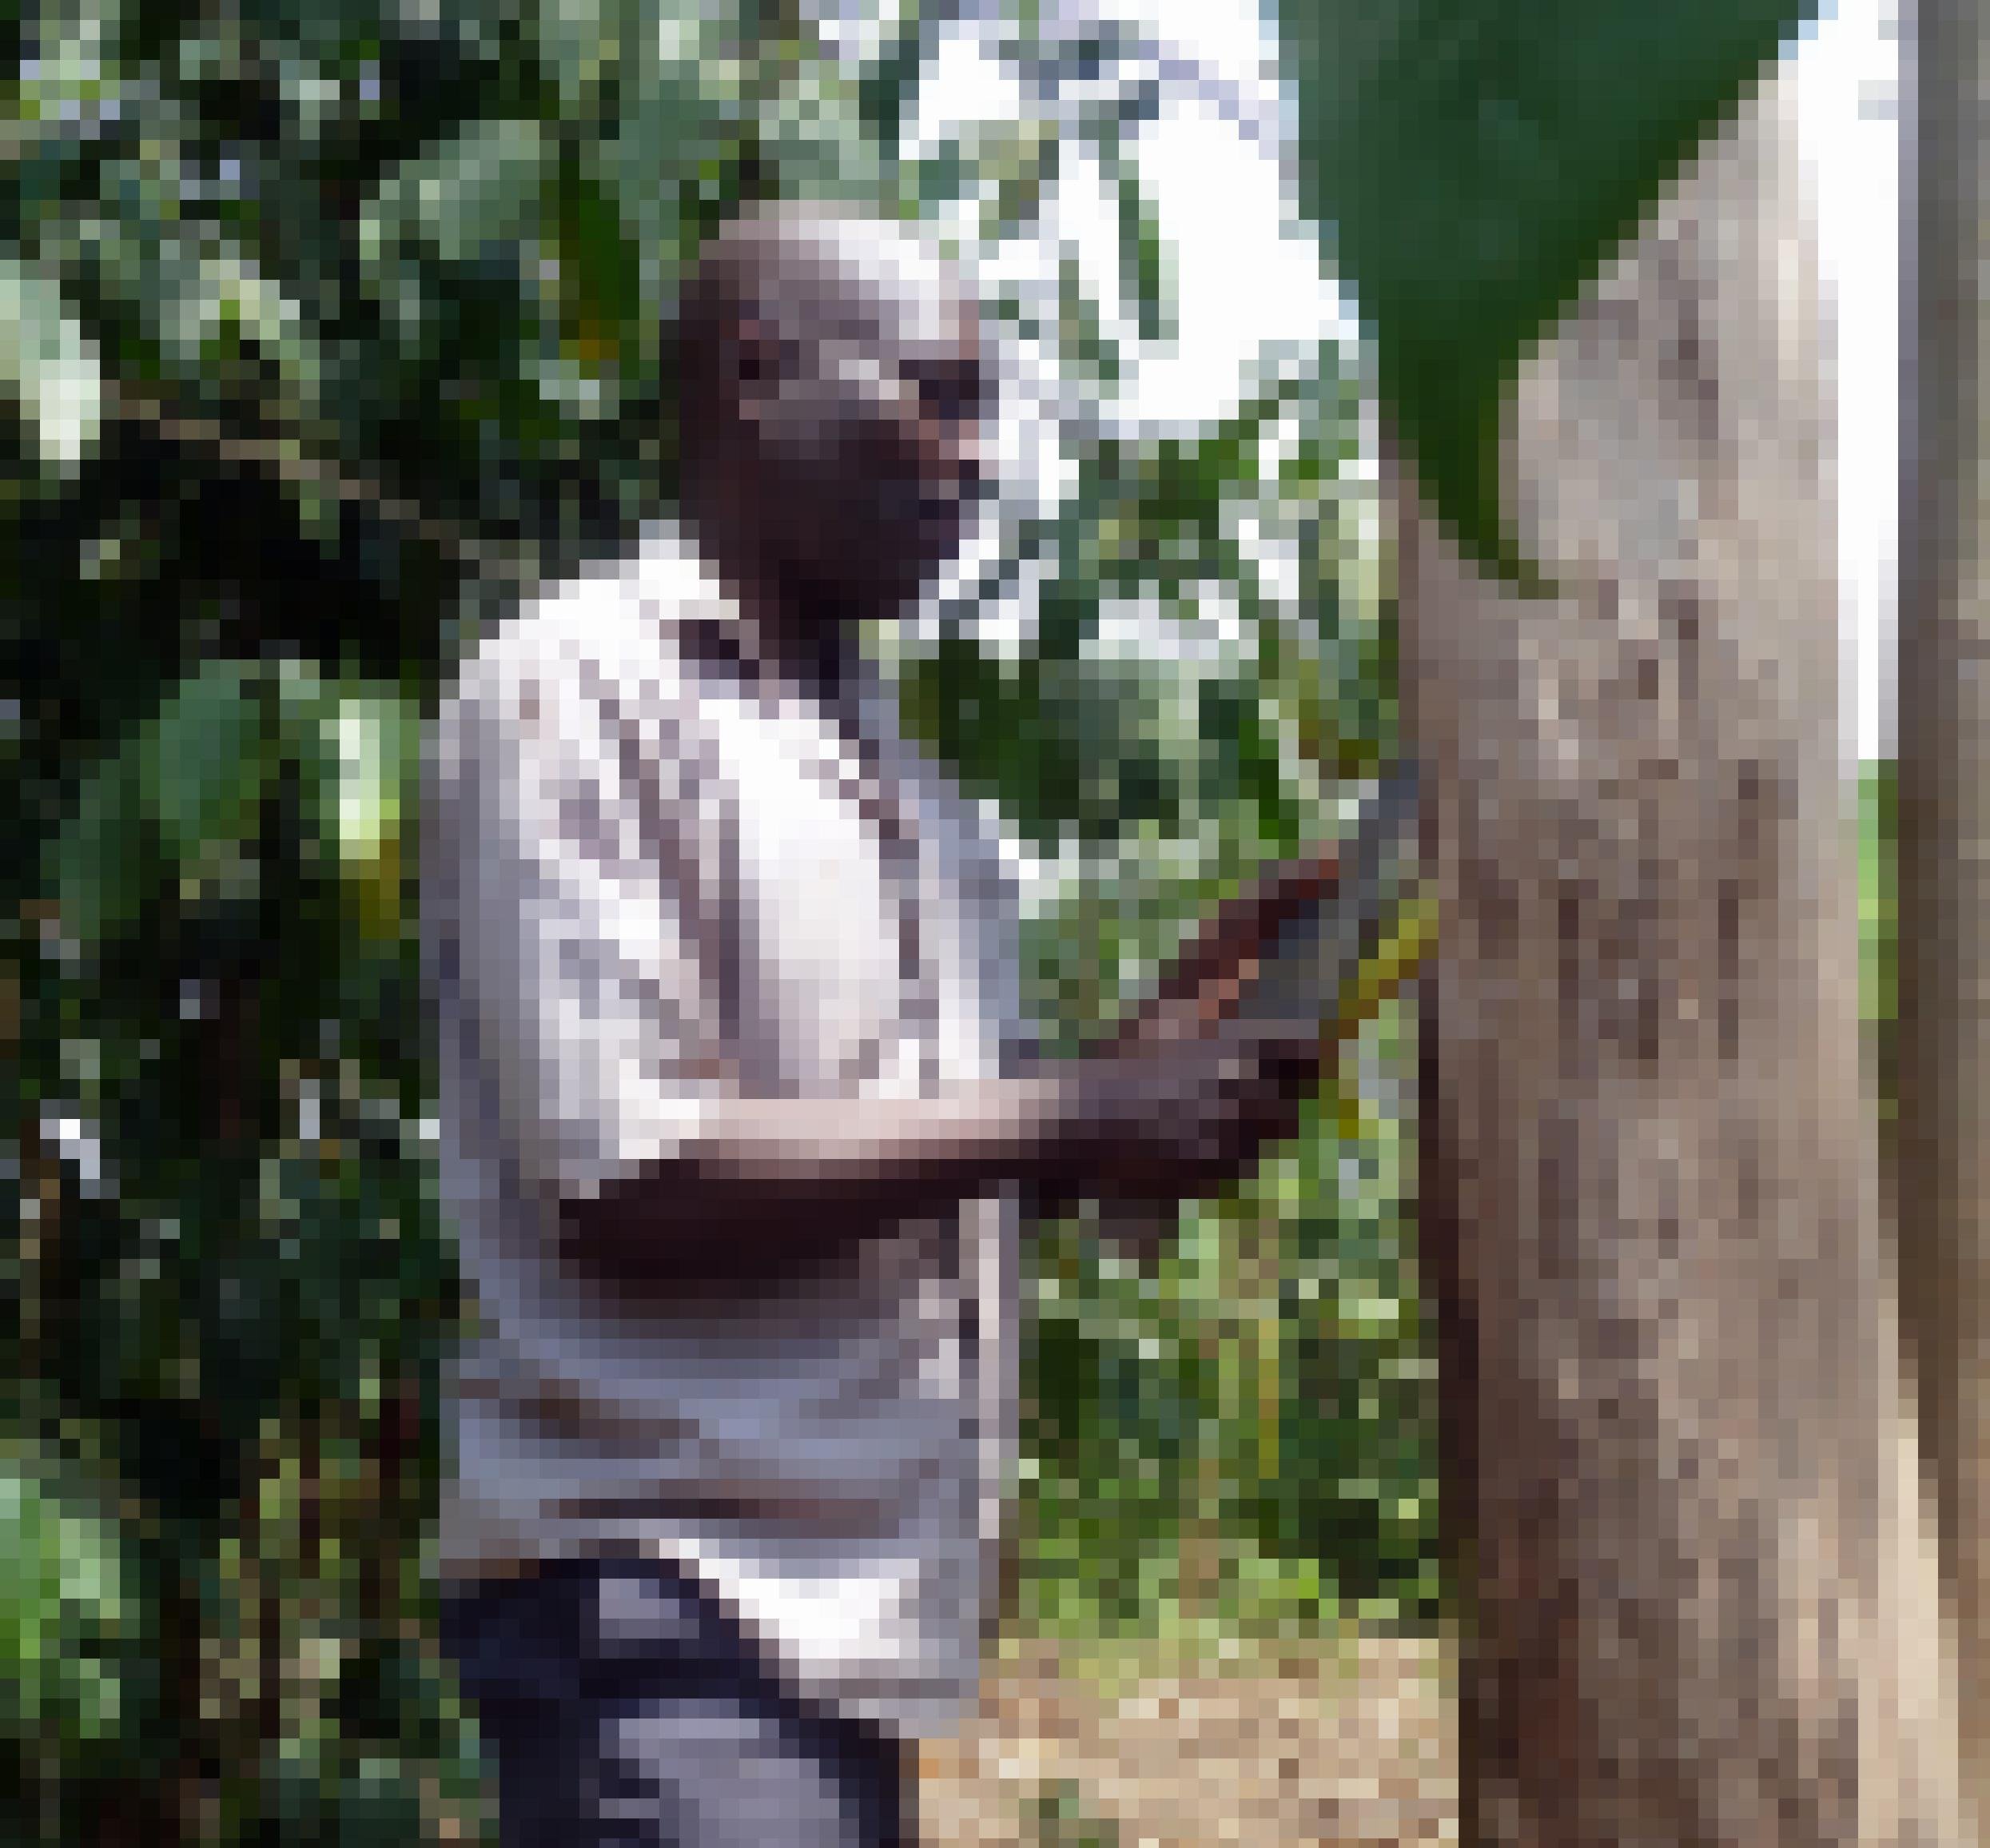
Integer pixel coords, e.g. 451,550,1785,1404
807,704,942,1098
814,688,981,1405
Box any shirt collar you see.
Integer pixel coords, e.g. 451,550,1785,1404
636,520,903,743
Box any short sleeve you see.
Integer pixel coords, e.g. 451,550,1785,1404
423,634,730,1206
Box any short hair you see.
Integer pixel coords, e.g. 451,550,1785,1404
670,204,969,469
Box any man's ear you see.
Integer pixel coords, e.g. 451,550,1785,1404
730,317,782,388
726,317,792,433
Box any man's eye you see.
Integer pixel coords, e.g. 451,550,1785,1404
917,375,986,424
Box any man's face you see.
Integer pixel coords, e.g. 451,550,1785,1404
726,253,990,610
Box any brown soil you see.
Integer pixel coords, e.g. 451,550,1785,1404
917,1632,1456,1846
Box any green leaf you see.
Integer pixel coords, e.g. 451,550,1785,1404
1100,138,1172,346
360,117,558,277
531,0,629,115
46,739,153,950
46,661,272,950
858,0,949,154
140,659,270,868
121,235,328,420
596,11,738,285
552,142,647,373
978,117,1060,245
309,685,422,940
0,1446,133,1751
1053,252,1120,387
0,254,104,473
1281,0,1820,582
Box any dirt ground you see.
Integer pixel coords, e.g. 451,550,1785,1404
915,1632,1456,1846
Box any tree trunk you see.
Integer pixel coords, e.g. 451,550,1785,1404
1894,0,1990,1835
1392,66,1963,1846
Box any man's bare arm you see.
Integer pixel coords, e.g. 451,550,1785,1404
558,1027,1324,1295
560,1078,1056,1292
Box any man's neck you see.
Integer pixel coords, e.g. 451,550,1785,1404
754,593,859,705
685,518,867,707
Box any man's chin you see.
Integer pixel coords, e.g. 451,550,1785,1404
834,539,962,608
790,559,922,619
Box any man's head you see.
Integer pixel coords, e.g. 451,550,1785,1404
673,204,990,619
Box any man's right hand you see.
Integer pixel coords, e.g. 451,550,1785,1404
1051,1018,1328,1209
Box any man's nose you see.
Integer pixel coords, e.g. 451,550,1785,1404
917,416,985,504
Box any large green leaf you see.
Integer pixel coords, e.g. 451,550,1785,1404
1280,0,1820,582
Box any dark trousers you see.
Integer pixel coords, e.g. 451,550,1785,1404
438,1558,917,1848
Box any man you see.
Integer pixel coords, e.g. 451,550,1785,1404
423,203,1331,1848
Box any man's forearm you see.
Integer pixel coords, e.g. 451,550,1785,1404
557,1072,1079,1292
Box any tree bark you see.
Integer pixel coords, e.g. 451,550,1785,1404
1894,0,1990,1835
1392,67,1963,1846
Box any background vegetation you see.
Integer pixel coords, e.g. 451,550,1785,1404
2,3,1420,1840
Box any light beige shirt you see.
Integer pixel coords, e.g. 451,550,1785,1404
420,524,1027,1735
